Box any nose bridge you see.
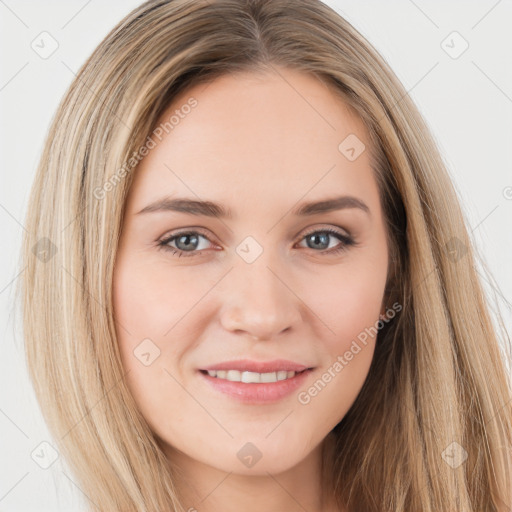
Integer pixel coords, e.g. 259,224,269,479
219,245,301,339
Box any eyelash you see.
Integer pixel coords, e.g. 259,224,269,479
157,227,356,258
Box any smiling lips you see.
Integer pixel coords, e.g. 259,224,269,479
200,358,311,382
199,359,314,403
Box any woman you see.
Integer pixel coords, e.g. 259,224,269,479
20,0,512,510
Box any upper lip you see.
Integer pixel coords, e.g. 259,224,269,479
200,359,312,373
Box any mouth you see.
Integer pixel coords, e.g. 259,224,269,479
197,359,314,404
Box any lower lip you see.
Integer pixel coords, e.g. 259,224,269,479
198,369,313,404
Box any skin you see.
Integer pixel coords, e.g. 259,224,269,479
113,66,389,512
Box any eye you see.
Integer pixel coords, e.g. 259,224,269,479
295,227,355,255
157,229,214,257
157,227,356,258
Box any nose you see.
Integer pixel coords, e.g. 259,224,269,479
219,258,302,341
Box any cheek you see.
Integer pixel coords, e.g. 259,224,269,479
112,255,202,435
321,281,382,337
294,251,388,420
112,254,194,380
113,254,209,346
307,252,388,353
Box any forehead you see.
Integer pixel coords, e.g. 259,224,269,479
125,67,378,214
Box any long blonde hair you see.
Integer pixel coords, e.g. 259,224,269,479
19,0,512,510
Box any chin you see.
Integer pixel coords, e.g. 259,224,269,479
218,439,313,476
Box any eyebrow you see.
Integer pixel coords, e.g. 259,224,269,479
136,195,370,218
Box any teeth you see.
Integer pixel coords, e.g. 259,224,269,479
260,372,277,383
277,370,288,381
205,369,299,383
226,370,241,381
242,371,261,383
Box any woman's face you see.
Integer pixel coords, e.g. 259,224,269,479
113,67,389,476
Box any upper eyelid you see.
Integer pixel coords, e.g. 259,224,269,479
300,225,351,239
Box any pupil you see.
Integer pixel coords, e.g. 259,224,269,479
177,234,198,251
309,232,329,250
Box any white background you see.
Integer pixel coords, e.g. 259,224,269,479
1,1,511,510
